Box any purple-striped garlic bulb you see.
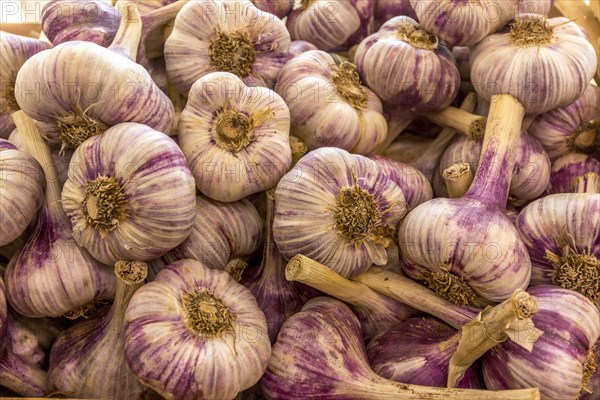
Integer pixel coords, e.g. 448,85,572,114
483,285,600,400
547,153,600,194
275,50,386,154
516,177,600,302
434,131,551,205
252,0,294,18
375,0,417,29
287,0,376,52
399,95,531,305
287,40,318,60
471,14,597,115
244,190,315,343
179,72,291,202
0,32,50,138
165,0,290,93
49,261,148,399
529,84,600,161
262,296,540,399
124,259,271,399
355,16,460,149
166,195,264,280
61,123,196,266
6,112,115,319
274,147,408,278
15,4,173,152
0,139,45,246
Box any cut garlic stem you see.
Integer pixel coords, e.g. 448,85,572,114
443,163,473,198
110,1,143,60
426,106,486,139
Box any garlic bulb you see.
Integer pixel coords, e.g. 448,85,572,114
49,261,148,399
124,259,271,399
355,16,460,148
375,0,417,29
547,153,600,194
399,95,531,305
471,14,597,115
6,111,115,318
434,131,551,205
0,276,7,355
165,0,291,93
274,147,408,278
529,84,600,160
179,72,291,202
0,346,49,398
7,311,63,368
61,122,196,265
0,32,51,138
167,195,264,277
0,139,45,246
15,4,174,151
287,0,376,52
287,40,318,60
252,0,294,18
275,50,386,154
483,285,600,400
516,183,600,302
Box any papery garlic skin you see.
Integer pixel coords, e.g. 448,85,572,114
61,123,197,265
547,154,600,194
165,0,290,93
287,40,318,60
274,147,408,278
471,15,597,115
0,139,45,246
0,277,7,354
375,0,417,29
276,50,386,154
252,0,294,18
0,32,51,138
287,0,375,52
529,84,600,161
124,259,271,400
7,312,63,368
167,195,264,270
179,72,291,202
137,0,177,14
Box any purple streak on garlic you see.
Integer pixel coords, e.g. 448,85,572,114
375,0,418,29
367,317,481,388
179,72,292,202
547,153,600,194
287,40,318,60
399,95,531,305
165,0,291,93
124,259,271,400
137,0,178,14
287,0,376,52
49,261,148,399
166,195,264,275
276,50,387,154
0,277,7,355
7,311,63,369
15,5,174,151
274,147,408,278
244,191,314,343
483,285,600,400
252,0,294,18
41,0,121,47
61,123,197,265
434,131,551,205
0,32,51,138
369,155,433,209
0,138,45,246
516,191,600,301
471,14,598,115
529,84,600,161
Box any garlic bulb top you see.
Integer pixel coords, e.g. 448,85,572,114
287,0,376,52
274,147,408,278
179,72,292,202
0,32,51,138
15,5,174,151
0,139,45,246
165,0,291,93
61,123,197,266
275,50,387,154
547,153,600,194
529,84,600,161
124,259,271,400
252,0,294,18
471,14,597,115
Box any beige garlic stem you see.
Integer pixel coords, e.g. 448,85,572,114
447,290,539,388
425,106,486,139
11,111,62,216
443,163,473,198
285,255,406,321
573,172,600,194
110,261,147,335
110,1,143,60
